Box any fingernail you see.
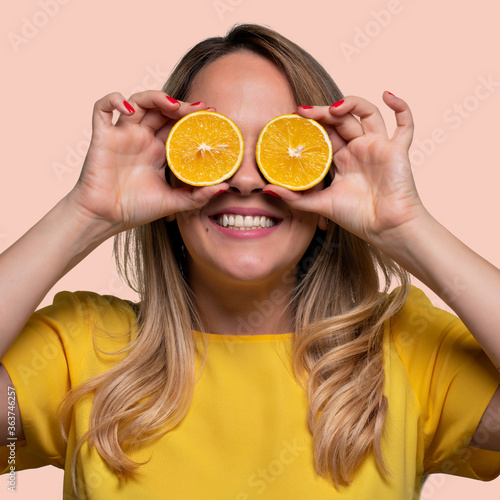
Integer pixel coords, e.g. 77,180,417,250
387,91,395,96
263,189,281,198
123,100,135,113
206,107,215,111
212,189,227,197
190,101,202,106
331,99,344,108
166,95,179,104
292,112,298,114
300,105,314,109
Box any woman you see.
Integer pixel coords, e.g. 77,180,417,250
1,23,499,499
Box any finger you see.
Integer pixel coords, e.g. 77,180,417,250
154,101,211,143
322,123,348,155
262,184,332,218
92,92,134,131
155,101,216,143
116,90,182,131
297,104,364,142
140,97,209,133
330,97,389,138
382,92,414,148
156,121,174,144
165,182,230,215
294,106,347,154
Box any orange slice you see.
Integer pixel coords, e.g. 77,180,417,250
255,114,332,191
166,110,244,186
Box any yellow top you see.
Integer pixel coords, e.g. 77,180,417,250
1,286,500,499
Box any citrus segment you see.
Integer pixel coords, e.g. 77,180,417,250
166,110,244,186
255,114,332,191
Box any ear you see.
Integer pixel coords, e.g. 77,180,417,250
317,215,330,231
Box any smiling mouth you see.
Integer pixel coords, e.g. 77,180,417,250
214,214,278,230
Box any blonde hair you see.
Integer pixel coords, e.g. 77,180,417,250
60,23,410,490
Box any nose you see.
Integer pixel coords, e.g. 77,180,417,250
226,142,267,195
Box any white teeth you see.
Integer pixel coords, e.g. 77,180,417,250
216,213,277,230
235,215,244,227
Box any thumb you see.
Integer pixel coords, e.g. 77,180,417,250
263,184,332,219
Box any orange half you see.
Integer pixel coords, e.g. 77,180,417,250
166,110,244,186
255,114,332,191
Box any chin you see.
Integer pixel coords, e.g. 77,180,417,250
217,257,297,286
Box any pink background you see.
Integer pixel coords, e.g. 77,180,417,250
2,0,499,497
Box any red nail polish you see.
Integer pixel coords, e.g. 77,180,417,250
190,101,202,106
387,92,395,96
263,189,281,198
331,99,344,108
123,100,135,113
206,107,215,111
166,95,179,104
300,105,314,109
212,189,227,197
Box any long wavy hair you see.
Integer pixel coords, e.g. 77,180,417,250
60,23,410,491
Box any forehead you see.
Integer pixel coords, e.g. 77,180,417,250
185,51,297,123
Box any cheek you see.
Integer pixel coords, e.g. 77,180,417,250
176,213,205,241
298,212,320,235
292,214,321,254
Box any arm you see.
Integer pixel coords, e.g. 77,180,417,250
0,194,114,360
383,199,500,451
370,170,500,452
269,93,500,451
0,91,224,441
0,92,222,358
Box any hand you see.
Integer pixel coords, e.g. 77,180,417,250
67,91,226,235
266,93,426,250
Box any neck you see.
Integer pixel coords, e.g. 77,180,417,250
189,269,297,336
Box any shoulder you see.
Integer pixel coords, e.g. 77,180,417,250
386,285,496,398
33,290,138,332
3,291,139,387
388,285,469,360
18,291,139,365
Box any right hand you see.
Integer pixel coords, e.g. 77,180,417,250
67,91,226,235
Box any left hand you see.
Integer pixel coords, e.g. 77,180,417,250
266,93,426,250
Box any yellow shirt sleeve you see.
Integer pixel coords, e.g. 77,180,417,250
0,291,136,474
391,286,500,480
